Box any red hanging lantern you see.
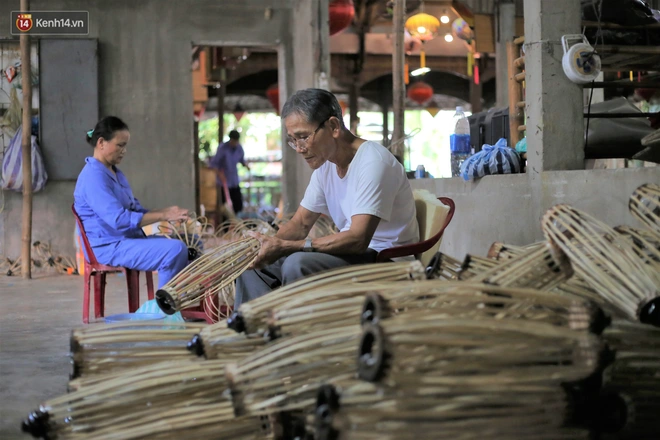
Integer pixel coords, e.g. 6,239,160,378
266,84,280,115
233,104,246,122
407,81,434,105
329,0,355,36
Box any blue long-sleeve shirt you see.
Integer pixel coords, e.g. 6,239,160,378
209,142,245,187
74,157,148,247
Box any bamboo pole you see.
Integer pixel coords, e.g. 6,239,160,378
20,0,32,279
391,0,405,161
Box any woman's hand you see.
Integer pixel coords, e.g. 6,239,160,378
247,231,283,269
161,206,189,222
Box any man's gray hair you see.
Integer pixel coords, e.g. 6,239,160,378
281,88,346,129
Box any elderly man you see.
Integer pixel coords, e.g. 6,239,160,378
234,88,419,308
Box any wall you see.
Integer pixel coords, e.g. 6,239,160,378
0,0,290,258
411,168,659,259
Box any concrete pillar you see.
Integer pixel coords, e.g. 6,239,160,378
495,0,516,108
278,0,330,213
524,0,584,174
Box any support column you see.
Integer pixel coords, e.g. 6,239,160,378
279,0,330,212
349,77,359,134
524,0,583,174
495,0,516,108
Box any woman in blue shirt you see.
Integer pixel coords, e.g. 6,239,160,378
74,116,189,289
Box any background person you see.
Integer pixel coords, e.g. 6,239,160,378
210,129,250,219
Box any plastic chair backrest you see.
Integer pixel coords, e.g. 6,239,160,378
375,196,455,264
71,204,98,266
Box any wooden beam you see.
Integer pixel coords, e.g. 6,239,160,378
391,0,405,161
20,0,32,279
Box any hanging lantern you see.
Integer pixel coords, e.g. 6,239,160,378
329,0,355,36
193,102,206,122
266,84,280,115
426,101,440,118
452,18,474,44
233,103,246,122
407,81,434,106
405,12,440,42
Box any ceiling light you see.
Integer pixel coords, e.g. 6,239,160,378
440,15,449,24
417,26,426,34
411,67,431,76
444,34,453,42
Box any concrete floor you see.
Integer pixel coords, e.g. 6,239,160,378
0,271,157,439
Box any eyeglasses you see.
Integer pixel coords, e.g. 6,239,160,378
287,118,329,151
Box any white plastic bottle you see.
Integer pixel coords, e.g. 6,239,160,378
450,106,471,177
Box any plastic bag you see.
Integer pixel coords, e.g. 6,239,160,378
1,125,48,192
515,137,527,154
136,299,185,323
459,138,522,181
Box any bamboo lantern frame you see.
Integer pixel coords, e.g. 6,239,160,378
629,183,660,235
595,320,660,436
228,261,425,335
470,242,574,291
357,317,604,386
156,237,259,314
69,321,207,380
542,204,660,326
187,324,267,360
359,282,609,334
157,213,215,260
226,325,362,417
22,360,233,440
314,381,592,440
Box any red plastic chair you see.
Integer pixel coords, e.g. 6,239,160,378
72,205,155,323
376,197,455,263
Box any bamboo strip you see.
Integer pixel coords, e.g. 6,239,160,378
542,204,660,325
514,71,526,82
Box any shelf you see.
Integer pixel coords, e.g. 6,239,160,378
596,45,660,71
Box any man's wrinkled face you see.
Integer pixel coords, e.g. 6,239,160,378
284,112,330,170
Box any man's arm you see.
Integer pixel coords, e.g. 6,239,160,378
251,212,379,269
276,206,320,241
305,214,380,254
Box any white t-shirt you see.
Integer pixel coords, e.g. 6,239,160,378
300,141,419,252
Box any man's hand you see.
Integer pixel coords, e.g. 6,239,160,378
161,206,189,222
247,231,284,269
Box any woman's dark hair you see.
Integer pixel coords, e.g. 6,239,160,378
86,116,129,147
281,88,345,129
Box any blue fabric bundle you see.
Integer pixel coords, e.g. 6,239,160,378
459,138,522,181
